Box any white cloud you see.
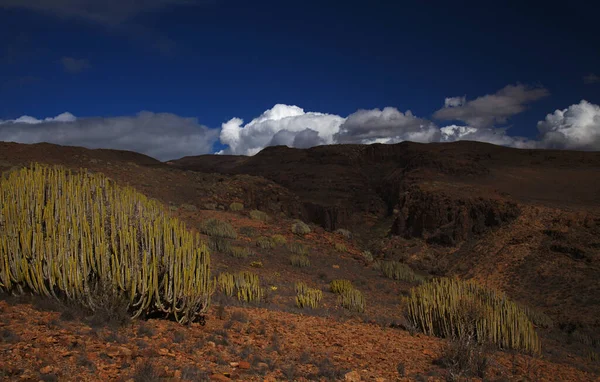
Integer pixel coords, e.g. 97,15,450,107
434,84,549,128
537,100,600,150
444,96,465,108
440,124,536,149
335,107,440,144
218,104,344,155
0,111,218,160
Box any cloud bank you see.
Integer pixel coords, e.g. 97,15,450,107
2,85,599,160
0,111,218,161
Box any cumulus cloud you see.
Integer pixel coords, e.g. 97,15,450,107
0,111,218,160
444,96,465,108
218,104,344,155
583,73,600,84
536,100,600,150
335,107,440,144
433,84,549,128
60,56,91,73
440,124,535,149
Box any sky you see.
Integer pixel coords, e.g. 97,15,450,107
0,0,599,160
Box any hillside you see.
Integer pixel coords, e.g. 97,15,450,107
1,141,599,381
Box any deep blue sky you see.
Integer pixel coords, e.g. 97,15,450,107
1,0,599,156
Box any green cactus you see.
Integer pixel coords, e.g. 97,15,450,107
290,255,310,268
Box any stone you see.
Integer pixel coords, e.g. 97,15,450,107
39,366,53,375
229,362,239,368
344,370,361,382
238,361,251,370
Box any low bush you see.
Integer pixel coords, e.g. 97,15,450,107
290,255,310,268
200,218,237,239
291,220,311,235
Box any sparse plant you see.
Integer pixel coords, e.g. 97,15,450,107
250,261,263,268
209,237,232,253
291,219,311,235
295,282,323,309
132,360,161,382
361,250,374,262
229,202,244,211
250,209,270,222
200,218,237,239
436,328,489,381
180,203,198,212
335,228,352,239
338,288,366,313
288,241,308,255
271,234,287,245
290,254,311,268
229,246,250,259
381,260,425,283
330,279,353,295
256,236,275,249
334,242,348,252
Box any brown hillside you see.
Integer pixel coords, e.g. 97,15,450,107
1,140,599,381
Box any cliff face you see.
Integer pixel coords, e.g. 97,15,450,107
172,141,600,244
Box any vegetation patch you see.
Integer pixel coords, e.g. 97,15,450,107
404,277,541,353
381,261,425,283
229,246,250,259
291,220,311,235
216,271,264,303
334,242,347,252
200,218,237,239
249,209,270,222
229,202,244,211
256,236,275,249
290,255,311,268
295,282,323,309
287,242,308,255
271,234,287,246
0,164,211,324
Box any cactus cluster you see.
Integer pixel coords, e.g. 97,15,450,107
329,279,353,294
200,218,237,239
216,271,263,303
330,279,365,313
404,277,541,353
295,281,322,309
380,261,425,283
0,164,212,324
338,288,365,313
290,254,310,268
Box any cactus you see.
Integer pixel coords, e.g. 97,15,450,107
290,255,310,268
330,279,353,295
0,164,212,324
380,261,425,283
404,277,541,354
216,271,263,303
256,236,275,249
295,282,322,309
338,288,365,313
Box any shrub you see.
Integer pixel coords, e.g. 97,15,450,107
330,279,353,295
209,237,232,253
290,255,310,268
200,218,237,239
229,202,244,211
249,210,270,222
250,261,263,268
437,329,489,381
335,228,352,239
0,164,211,325
381,261,425,283
271,234,287,246
287,242,308,255
291,220,311,235
404,277,540,353
256,236,275,249
295,282,322,309
229,246,250,259
334,242,347,252
216,271,263,303
180,203,198,212
338,288,365,313
239,226,257,237
361,251,374,262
